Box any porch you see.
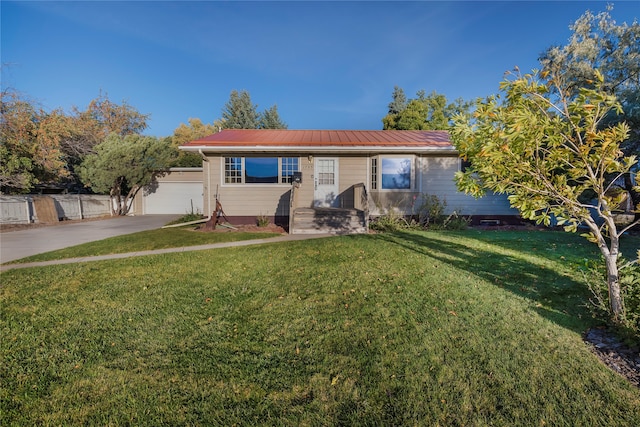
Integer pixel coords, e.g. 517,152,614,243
289,182,369,234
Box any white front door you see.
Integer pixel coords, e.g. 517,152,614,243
314,158,339,207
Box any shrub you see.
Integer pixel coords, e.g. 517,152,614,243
370,193,470,232
369,210,414,232
620,262,640,333
165,211,205,226
257,214,270,227
585,258,640,340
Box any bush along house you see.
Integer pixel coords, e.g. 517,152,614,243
179,129,518,233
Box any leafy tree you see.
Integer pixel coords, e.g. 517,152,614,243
78,133,175,215
382,88,470,130
539,5,640,207
452,67,639,322
259,105,288,129
0,89,68,193
221,90,260,129
61,94,150,186
170,118,222,167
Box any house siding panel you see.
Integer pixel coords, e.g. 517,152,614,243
338,157,367,208
418,156,517,216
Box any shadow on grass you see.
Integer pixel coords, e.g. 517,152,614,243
369,230,597,334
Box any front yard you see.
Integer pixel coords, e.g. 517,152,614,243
1,230,639,425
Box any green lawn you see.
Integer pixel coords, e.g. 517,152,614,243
8,227,281,263
1,230,639,425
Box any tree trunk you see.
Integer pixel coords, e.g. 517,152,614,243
110,177,126,216
604,252,624,321
588,216,624,321
120,185,140,216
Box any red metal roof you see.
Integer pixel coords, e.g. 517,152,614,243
182,129,452,148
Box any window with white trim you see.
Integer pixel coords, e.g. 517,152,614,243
316,159,335,185
224,157,300,184
371,157,378,190
225,157,242,183
381,157,412,189
281,157,299,183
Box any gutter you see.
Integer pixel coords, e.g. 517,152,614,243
181,145,457,155
198,149,209,162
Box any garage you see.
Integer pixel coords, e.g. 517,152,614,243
136,168,204,215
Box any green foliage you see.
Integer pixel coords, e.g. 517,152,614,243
370,193,469,232
369,209,413,232
220,90,287,130
620,262,640,333
382,88,471,130
78,133,175,215
539,5,640,158
0,89,150,193
256,214,270,227
169,118,223,167
221,90,261,129
585,256,640,337
387,85,407,115
539,5,640,211
165,212,205,226
452,64,638,320
0,89,66,192
259,105,287,129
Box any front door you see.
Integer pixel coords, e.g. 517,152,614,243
314,158,339,207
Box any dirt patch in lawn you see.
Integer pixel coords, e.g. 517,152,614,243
584,328,640,388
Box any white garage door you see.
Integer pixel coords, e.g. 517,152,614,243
143,182,203,215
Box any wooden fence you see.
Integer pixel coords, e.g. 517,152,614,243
0,195,111,224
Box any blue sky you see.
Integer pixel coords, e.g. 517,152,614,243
2,1,639,137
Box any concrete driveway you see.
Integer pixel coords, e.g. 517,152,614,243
0,215,179,264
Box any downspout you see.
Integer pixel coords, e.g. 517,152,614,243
198,149,212,219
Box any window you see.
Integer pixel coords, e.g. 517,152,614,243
281,157,299,183
224,157,300,184
245,158,278,183
381,157,412,189
371,158,378,190
316,159,335,185
225,157,242,183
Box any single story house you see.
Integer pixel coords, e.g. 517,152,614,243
179,129,518,233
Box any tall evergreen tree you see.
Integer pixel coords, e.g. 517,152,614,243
259,105,288,129
221,90,260,129
387,85,407,115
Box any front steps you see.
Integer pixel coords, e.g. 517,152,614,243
290,207,367,234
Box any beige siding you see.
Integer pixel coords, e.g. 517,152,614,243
367,156,516,216
200,153,516,218
417,156,516,216
338,157,368,208
297,156,315,208
207,156,295,216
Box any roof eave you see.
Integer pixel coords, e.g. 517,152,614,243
180,145,457,155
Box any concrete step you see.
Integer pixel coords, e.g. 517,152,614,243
291,207,367,235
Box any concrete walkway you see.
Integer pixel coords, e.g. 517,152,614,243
0,216,332,272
